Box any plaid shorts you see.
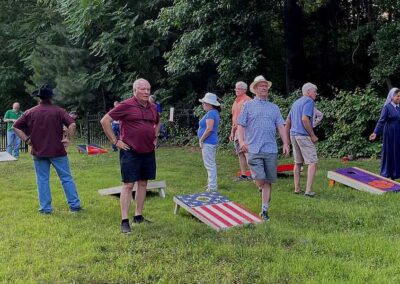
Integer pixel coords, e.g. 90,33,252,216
247,152,278,182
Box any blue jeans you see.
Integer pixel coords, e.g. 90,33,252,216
201,144,218,190
7,130,21,158
33,155,81,213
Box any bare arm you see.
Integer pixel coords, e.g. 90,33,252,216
230,125,236,142
100,114,129,150
237,125,248,153
199,119,214,148
277,124,289,156
154,122,161,146
302,115,318,143
61,123,76,148
285,118,291,143
12,127,32,146
229,105,236,141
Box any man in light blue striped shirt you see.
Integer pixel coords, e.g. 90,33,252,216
237,75,289,221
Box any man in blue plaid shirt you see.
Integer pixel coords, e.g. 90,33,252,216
237,75,289,221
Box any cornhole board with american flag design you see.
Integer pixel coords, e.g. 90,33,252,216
327,167,400,195
173,192,263,231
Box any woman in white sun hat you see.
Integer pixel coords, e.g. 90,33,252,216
197,92,221,191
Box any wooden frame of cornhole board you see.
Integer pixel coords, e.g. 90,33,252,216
327,167,400,195
0,151,17,162
98,180,166,198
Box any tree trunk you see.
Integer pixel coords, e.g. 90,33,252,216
284,0,305,93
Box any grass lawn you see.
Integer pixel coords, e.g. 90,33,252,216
1,145,400,283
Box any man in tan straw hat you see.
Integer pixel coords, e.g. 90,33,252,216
237,75,289,221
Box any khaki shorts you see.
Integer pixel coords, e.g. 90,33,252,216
290,136,318,165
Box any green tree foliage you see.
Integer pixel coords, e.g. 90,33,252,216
151,0,285,103
1,0,400,157
369,1,400,87
54,0,170,112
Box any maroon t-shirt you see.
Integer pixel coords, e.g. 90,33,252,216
108,96,160,153
13,101,74,157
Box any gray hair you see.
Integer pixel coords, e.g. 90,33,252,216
235,81,248,91
302,82,317,95
132,78,149,93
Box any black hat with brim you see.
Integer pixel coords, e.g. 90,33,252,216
30,84,56,98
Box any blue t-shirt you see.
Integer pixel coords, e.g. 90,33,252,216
287,96,315,136
197,109,220,145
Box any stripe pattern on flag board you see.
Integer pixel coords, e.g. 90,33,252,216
174,192,263,231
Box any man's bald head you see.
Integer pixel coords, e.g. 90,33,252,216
12,102,20,112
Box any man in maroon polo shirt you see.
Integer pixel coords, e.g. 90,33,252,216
101,78,160,234
13,85,81,214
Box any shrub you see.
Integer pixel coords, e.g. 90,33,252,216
163,87,384,158
316,87,382,158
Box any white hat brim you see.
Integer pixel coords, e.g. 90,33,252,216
250,80,272,94
199,98,220,106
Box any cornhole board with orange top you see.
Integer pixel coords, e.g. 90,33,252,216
327,167,400,195
174,191,263,231
77,144,108,155
98,180,166,198
236,164,295,177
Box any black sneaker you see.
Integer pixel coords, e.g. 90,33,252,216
132,215,152,224
70,207,83,213
121,220,132,234
235,175,251,182
260,211,270,221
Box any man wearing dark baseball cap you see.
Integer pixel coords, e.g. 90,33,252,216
13,84,82,214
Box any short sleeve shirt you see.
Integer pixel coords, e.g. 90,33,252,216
197,109,220,145
13,101,74,157
287,96,315,136
4,110,24,131
232,94,251,128
237,97,285,154
108,97,160,153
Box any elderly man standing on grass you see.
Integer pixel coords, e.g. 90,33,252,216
237,75,289,221
229,81,252,182
4,102,24,159
101,78,160,234
13,85,81,214
285,83,319,197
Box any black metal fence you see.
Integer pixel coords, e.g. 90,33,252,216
79,113,109,147
0,122,28,152
172,109,198,132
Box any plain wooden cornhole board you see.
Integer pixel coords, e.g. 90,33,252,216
327,167,400,195
98,180,166,198
0,152,17,162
